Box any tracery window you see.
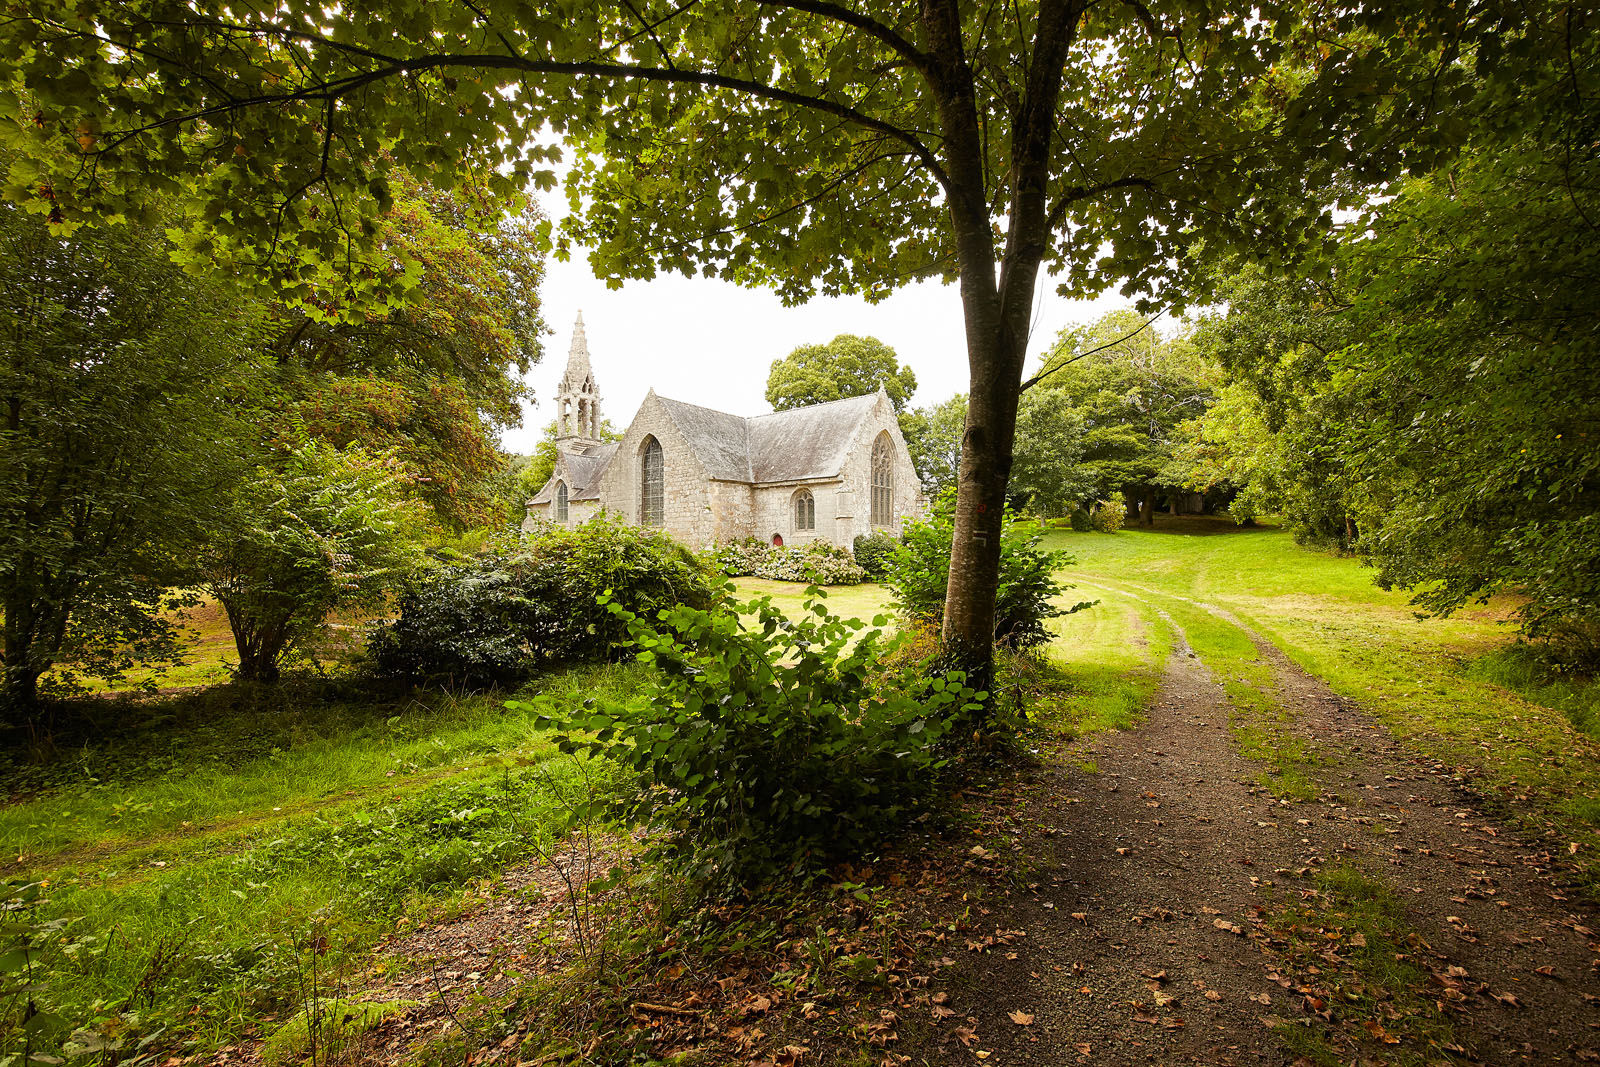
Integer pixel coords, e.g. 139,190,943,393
870,432,893,527
794,489,815,531
640,437,664,527
555,481,568,523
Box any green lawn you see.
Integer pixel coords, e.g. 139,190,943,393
729,577,892,626
1045,516,1600,875
9,526,1595,1060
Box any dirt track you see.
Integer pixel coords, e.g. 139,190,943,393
928,611,1600,1065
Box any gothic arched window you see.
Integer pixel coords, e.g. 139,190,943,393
555,481,568,523
640,436,664,527
870,432,894,526
794,489,815,531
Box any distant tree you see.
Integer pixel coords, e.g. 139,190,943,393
200,446,424,683
1182,264,1362,543
766,335,917,415
1028,312,1214,524
0,207,261,717
901,394,966,496
1010,386,1094,518
271,183,547,530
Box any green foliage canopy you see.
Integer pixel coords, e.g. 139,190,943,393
1186,10,1599,645
0,206,263,714
765,334,917,414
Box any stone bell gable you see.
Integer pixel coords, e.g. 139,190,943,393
526,313,926,548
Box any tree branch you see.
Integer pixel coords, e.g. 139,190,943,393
757,0,937,80
1019,313,1162,392
74,33,956,194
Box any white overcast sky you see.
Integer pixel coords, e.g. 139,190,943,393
500,201,1138,455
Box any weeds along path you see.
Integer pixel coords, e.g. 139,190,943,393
933,608,1600,1066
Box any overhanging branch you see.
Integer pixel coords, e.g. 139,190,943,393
1019,312,1161,391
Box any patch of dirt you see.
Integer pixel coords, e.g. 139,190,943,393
909,616,1600,1065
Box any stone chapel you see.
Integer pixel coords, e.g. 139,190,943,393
525,313,925,548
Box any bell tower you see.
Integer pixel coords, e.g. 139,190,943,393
554,311,601,445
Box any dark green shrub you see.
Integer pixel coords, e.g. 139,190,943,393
885,498,1092,651
1069,509,1092,532
370,516,719,686
516,591,983,888
852,532,900,580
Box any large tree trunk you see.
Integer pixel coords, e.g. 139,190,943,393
942,319,1027,689
924,0,1078,703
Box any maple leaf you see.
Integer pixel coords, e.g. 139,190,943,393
1008,1010,1034,1025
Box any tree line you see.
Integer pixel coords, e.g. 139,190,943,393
0,182,546,715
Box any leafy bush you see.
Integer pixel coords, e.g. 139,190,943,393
852,532,900,580
705,537,867,585
885,500,1090,650
201,445,426,683
516,592,983,888
1069,509,1092,532
1089,491,1127,533
370,516,718,686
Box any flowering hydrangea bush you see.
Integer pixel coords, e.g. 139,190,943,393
705,537,867,585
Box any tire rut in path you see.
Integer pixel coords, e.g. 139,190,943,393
929,615,1600,1066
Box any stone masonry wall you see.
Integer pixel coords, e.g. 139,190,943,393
591,393,717,546
751,482,843,547
833,391,924,545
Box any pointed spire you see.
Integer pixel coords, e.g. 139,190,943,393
555,311,600,442
564,310,591,380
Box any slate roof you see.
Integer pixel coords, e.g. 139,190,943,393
657,391,881,484
529,442,617,504
656,397,755,482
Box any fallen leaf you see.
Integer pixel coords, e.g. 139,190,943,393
1213,918,1244,935
1204,990,1222,1002
1250,992,1272,1005
1363,1019,1399,1044
1008,1010,1034,1026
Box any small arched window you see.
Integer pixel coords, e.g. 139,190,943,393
640,436,664,527
555,481,568,523
794,489,815,532
870,432,894,526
